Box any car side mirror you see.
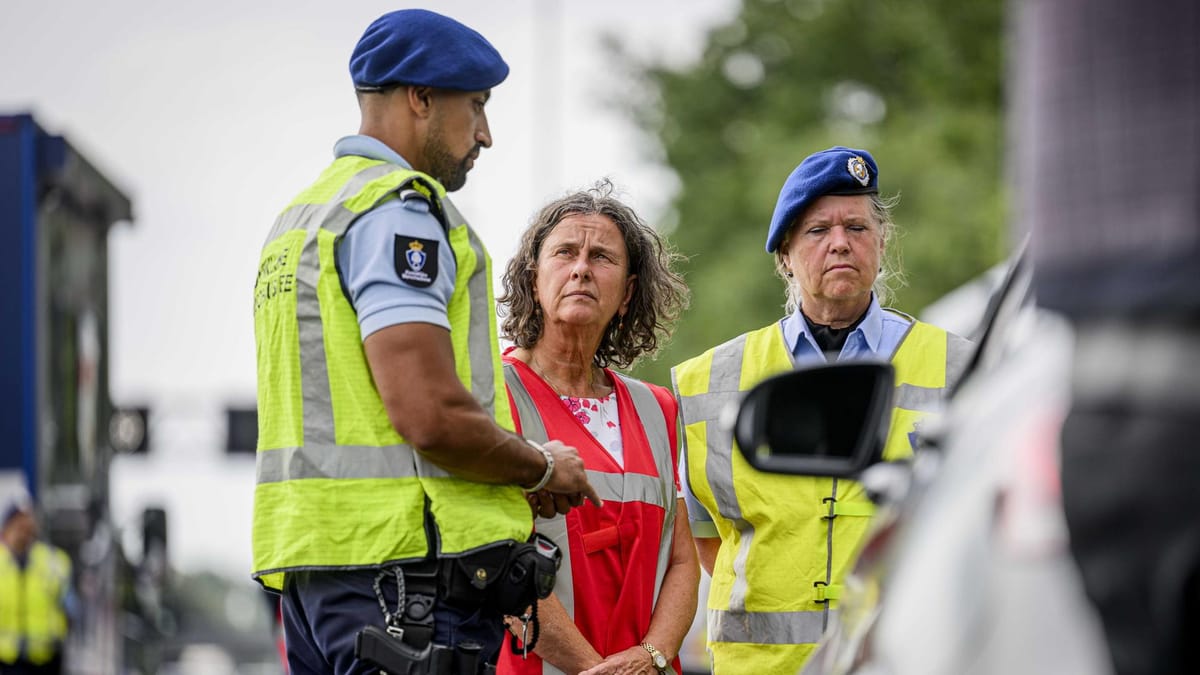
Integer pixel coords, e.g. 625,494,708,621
733,362,895,478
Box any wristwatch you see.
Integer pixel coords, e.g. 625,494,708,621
640,642,669,674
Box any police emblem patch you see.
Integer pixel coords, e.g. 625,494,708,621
847,155,871,187
395,235,439,288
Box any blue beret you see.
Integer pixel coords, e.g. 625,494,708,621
350,9,509,92
766,146,880,253
1,495,30,528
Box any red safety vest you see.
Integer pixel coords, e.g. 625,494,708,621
498,357,682,675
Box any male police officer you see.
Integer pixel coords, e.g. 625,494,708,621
0,497,72,675
251,10,598,675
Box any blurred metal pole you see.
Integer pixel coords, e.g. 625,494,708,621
1015,2,1200,675
1017,0,1200,318
532,0,565,202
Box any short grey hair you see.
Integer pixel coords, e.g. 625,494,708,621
773,192,905,314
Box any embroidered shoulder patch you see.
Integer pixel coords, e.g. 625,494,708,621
394,235,439,288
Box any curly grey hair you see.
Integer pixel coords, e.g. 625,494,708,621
499,179,689,369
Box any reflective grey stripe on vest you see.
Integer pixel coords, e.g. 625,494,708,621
583,470,668,506
888,320,937,415
268,162,402,444
416,197,495,480
502,363,577,635
615,371,677,604
298,227,335,447
504,363,546,439
895,383,944,413
452,199,497,408
257,444,420,483
269,162,428,453
676,333,769,616
892,327,974,412
944,331,974,390
263,162,398,245
707,607,834,645
504,364,675,631
503,363,563,619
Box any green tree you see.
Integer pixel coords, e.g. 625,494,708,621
617,0,1007,387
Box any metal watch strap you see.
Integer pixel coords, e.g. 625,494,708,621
640,642,668,673
524,440,554,492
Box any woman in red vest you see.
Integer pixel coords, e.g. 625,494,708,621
496,180,696,675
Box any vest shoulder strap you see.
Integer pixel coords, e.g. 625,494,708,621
891,319,941,366
647,381,680,460
612,373,676,435
323,161,451,236
503,361,547,442
393,175,450,235
881,307,916,323
944,330,975,390
891,319,973,390
612,372,677,471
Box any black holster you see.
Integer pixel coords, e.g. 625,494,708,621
355,534,560,673
356,625,496,675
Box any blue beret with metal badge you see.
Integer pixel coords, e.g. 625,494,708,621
766,146,880,253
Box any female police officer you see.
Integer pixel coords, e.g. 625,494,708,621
671,146,973,674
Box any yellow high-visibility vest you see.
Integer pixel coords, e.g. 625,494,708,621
672,317,972,674
252,156,531,591
0,541,71,665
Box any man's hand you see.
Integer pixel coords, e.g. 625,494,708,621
527,489,584,519
539,440,602,509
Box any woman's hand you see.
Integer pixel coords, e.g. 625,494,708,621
577,645,657,675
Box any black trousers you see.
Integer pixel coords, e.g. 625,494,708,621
281,565,505,675
0,654,62,675
1060,321,1200,675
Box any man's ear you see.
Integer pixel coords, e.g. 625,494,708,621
407,85,435,118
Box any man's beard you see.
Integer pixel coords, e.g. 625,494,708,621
424,126,476,192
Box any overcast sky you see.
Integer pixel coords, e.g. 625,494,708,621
1,0,737,577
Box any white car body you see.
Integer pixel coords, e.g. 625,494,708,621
801,261,1114,675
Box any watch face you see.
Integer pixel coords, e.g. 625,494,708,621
653,653,667,668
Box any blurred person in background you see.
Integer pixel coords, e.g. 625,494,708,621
251,9,596,675
1015,1,1200,674
0,497,71,675
671,146,973,673
496,181,696,675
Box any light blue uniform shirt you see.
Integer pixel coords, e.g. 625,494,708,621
783,294,912,366
682,295,913,537
333,135,458,339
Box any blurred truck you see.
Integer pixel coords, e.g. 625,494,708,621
0,112,169,674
